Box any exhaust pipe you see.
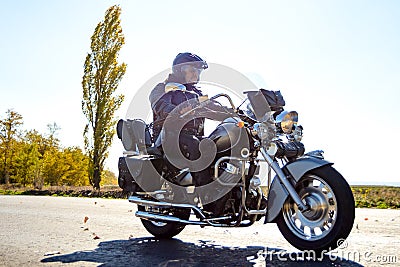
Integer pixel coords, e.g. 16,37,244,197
129,195,206,219
135,211,208,226
130,196,235,227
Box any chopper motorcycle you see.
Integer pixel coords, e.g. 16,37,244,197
117,88,355,253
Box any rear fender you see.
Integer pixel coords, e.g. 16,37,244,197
265,157,332,223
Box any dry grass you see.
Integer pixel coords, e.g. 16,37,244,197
351,186,400,209
262,185,400,209
0,184,126,198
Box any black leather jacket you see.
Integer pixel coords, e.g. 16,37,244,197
149,74,205,139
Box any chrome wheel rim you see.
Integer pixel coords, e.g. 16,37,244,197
282,174,338,241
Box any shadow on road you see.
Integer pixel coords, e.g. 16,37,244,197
41,237,363,266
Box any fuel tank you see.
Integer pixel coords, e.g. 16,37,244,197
207,118,251,157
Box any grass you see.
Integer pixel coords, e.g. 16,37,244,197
261,185,399,210
351,185,400,209
1,184,399,209
0,184,127,199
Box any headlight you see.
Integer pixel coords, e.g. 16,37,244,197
276,111,298,134
251,123,270,140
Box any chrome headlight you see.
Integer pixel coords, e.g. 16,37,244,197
251,123,270,140
276,111,298,134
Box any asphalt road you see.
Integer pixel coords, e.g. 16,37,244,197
0,195,399,266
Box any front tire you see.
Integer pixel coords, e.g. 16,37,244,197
276,165,355,253
138,205,190,239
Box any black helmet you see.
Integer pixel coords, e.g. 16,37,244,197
172,52,208,74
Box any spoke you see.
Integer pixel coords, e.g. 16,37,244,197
313,227,323,236
328,209,335,219
317,182,326,191
294,218,302,229
312,179,321,188
322,221,331,231
325,190,333,198
304,226,311,238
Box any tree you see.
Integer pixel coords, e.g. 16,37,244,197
22,128,61,188
42,147,66,186
46,122,61,149
14,142,41,187
59,147,90,186
101,169,118,186
0,109,23,184
82,5,126,190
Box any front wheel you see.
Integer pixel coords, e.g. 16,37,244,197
138,205,190,239
276,165,355,253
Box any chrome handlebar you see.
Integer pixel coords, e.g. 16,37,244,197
209,93,236,110
180,93,237,119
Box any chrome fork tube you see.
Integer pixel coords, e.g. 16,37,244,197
260,147,308,212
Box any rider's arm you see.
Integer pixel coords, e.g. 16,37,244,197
197,100,235,121
152,92,177,119
149,83,166,109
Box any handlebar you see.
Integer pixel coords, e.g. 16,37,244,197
209,93,236,110
179,93,237,119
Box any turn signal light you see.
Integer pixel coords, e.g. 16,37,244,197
237,121,245,128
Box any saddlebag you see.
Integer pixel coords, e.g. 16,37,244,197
118,156,163,193
116,119,152,152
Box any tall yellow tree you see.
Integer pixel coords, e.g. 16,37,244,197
0,109,23,184
82,5,126,190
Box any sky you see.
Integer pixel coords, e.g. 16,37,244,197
1,0,399,185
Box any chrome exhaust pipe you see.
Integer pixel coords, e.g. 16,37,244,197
129,196,206,219
135,211,208,226
130,196,236,227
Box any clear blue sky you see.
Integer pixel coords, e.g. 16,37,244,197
1,0,399,185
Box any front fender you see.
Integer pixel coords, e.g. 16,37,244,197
265,156,332,223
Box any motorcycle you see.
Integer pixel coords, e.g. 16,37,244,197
117,88,355,254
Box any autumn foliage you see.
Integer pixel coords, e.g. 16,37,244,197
82,5,126,190
0,109,116,188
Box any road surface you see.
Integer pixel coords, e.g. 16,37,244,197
0,195,399,266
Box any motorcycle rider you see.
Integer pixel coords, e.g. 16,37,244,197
150,53,207,140
149,53,238,215
149,52,212,187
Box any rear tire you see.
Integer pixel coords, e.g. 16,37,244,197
276,165,355,254
138,205,190,239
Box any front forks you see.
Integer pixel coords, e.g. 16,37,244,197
260,147,309,212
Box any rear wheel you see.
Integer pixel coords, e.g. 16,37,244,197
276,166,355,253
138,205,190,239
